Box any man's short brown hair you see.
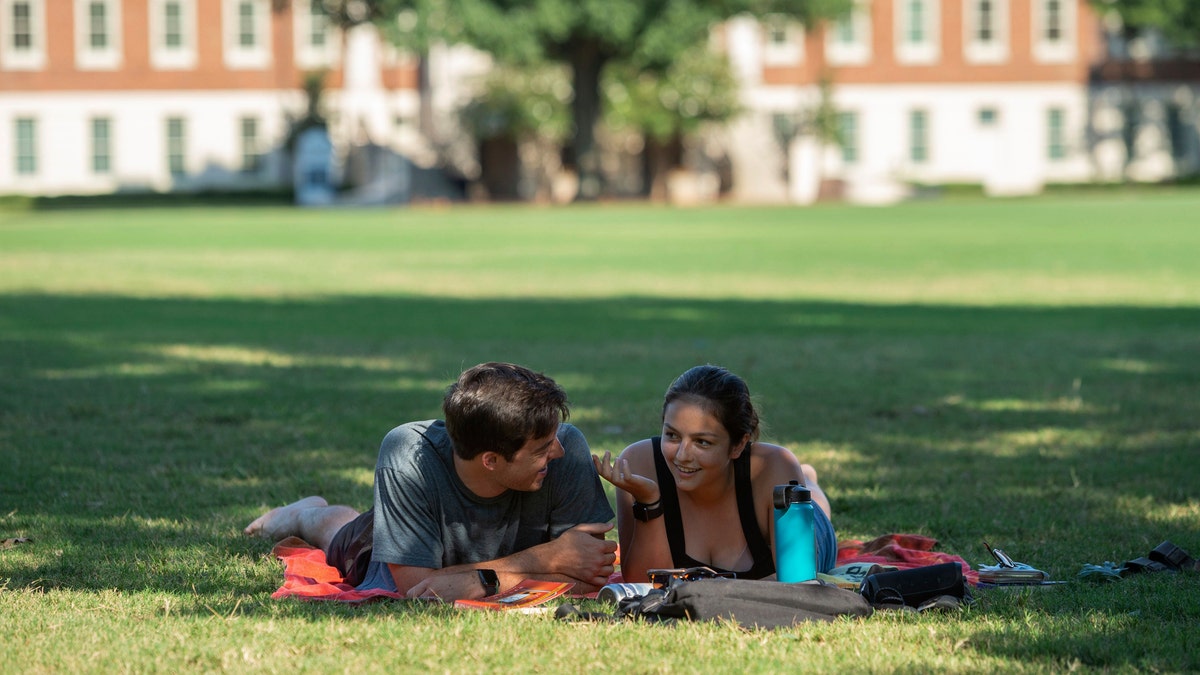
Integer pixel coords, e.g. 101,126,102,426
443,362,570,460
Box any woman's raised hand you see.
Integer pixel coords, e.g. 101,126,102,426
592,451,659,504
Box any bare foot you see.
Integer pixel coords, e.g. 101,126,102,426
244,496,328,540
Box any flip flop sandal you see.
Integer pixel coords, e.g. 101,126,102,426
1123,541,1197,575
1122,557,1171,574
1148,541,1198,572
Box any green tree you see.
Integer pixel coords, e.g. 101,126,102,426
1092,0,1200,47
459,63,572,200
366,0,851,200
604,45,740,200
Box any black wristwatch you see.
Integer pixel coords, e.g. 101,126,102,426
476,568,499,597
632,499,664,522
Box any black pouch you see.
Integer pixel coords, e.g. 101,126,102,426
860,562,969,609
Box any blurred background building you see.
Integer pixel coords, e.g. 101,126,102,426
1,0,1197,204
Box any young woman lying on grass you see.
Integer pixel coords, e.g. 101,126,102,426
593,365,836,582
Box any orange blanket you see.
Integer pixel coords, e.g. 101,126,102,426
267,532,977,603
269,537,404,603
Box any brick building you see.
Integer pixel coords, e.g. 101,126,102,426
722,0,1200,203
1,0,1198,202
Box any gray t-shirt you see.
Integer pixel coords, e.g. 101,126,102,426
356,420,614,592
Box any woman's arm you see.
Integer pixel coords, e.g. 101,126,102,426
593,441,675,582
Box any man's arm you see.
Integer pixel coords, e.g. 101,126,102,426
395,522,618,600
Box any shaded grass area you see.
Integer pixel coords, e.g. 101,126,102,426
2,199,1199,672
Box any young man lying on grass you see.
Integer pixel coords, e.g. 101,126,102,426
246,362,616,601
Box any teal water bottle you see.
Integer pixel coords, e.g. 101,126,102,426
773,480,817,582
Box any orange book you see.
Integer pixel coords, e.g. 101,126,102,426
453,580,575,613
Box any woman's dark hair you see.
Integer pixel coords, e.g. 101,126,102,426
443,362,569,460
662,365,760,445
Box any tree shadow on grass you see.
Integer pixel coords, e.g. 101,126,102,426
1,293,1198,599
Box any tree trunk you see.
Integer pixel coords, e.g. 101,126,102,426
568,39,607,201
642,134,684,202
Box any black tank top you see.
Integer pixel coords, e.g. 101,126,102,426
651,436,776,579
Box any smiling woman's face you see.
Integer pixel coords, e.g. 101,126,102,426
660,399,743,490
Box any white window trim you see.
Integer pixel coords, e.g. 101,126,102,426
762,14,805,66
964,0,1009,63
895,0,940,65
293,0,340,69
223,0,271,70
826,0,871,66
150,0,196,69
74,0,122,70
1033,0,1076,63
1,0,46,70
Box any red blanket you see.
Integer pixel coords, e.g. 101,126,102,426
267,533,977,603
837,533,980,585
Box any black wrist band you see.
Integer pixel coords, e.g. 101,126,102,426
632,499,664,522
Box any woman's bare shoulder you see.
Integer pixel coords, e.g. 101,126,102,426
618,438,657,471
750,442,805,478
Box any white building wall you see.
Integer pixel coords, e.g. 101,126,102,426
729,80,1107,203
0,90,305,195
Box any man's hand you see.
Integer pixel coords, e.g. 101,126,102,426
543,522,618,587
406,570,487,602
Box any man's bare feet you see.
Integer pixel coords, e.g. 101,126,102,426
244,496,328,540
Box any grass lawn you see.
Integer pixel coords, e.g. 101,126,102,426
1,193,1198,673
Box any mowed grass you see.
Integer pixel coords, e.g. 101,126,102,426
1,194,1198,673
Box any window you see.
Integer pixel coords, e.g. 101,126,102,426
166,116,186,176
1033,0,1075,62
91,117,112,174
2,0,45,69
14,117,36,175
907,0,925,43
1047,108,1067,160
150,0,196,69
164,0,182,47
763,14,804,65
237,1,254,46
837,111,858,164
1045,0,1062,42
977,0,993,41
294,0,337,68
88,1,106,48
240,116,261,173
12,0,30,48
896,0,938,64
909,110,929,163
965,0,1009,63
223,0,270,69
74,0,121,69
978,107,998,126
827,0,871,65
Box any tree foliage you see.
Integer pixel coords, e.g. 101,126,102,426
1092,0,1200,47
458,64,573,142
365,0,852,199
604,45,740,143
